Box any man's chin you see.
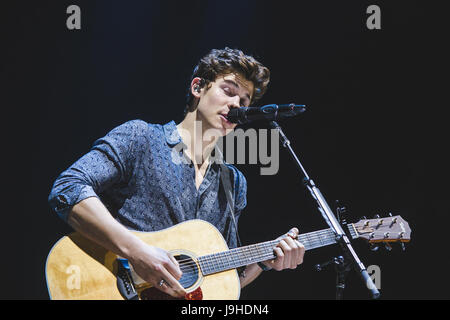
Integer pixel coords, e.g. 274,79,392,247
199,116,235,138
212,126,230,137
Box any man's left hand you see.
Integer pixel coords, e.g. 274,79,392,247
262,227,305,271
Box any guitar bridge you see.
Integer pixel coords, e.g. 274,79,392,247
116,258,139,300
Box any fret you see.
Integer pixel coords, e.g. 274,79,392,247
307,233,319,250
225,250,233,269
217,252,225,271
318,230,336,248
219,253,227,272
250,244,257,261
306,232,312,250
322,230,331,243
235,247,244,268
318,231,324,246
198,256,210,275
309,233,320,249
241,244,252,265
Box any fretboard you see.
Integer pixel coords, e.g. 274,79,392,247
198,224,358,276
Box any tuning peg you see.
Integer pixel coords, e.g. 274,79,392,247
384,242,392,252
335,201,348,224
336,205,347,214
388,212,393,217
373,214,381,219
400,242,406,252
369,243,380,252
389,216,398,227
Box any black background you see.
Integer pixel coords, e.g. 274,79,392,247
2,0,449,300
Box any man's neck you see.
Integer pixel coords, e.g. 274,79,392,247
176,111,221,169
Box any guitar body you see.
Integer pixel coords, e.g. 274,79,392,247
45,219,240,300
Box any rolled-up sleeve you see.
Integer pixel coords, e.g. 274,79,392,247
48,120,148,222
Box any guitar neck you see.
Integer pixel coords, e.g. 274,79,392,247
198,224,358,276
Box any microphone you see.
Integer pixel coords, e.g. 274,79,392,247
226,103,306,124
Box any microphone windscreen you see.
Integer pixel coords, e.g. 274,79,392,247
226,108,245,124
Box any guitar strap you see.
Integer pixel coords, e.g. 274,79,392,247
219,162,243,249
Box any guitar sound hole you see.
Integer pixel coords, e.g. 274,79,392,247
175,254,199,289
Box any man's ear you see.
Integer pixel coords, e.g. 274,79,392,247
190,77,204,98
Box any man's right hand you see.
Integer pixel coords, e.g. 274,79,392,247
128,244,187,298
67,197,187,298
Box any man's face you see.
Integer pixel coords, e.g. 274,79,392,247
195,73,254,136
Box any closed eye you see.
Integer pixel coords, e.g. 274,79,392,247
222,86,249,107
222,86,234,95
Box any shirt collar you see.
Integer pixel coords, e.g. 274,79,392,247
162,120,225,168
162,121,182,147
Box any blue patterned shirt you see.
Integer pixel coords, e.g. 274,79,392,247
48,120,247,249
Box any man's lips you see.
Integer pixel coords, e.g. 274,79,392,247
220,114,232,124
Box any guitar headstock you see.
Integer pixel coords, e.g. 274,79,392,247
351,214,411,246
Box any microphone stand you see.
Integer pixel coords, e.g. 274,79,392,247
269,121,380,300
314,255,351,300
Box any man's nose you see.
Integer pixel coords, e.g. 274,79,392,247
229,96,240,109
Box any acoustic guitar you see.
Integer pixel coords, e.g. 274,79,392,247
45,216,411,300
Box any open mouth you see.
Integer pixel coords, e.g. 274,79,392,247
220,114,232,124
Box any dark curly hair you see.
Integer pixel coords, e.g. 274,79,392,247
184,47,270,115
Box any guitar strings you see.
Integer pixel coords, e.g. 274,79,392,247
130,228,346,283
173,228,338,266
173,228,337,268
133,230,344,282
175,252,278,279
172,229,339,274
187,223,382,282
135,225,379,283
170,222,397,279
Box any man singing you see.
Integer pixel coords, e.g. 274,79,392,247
48,47,305,298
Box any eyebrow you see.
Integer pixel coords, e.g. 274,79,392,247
224,79,252,103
